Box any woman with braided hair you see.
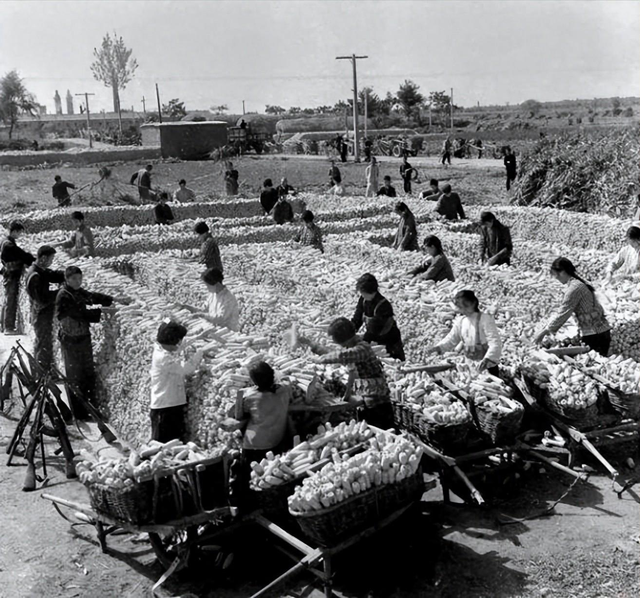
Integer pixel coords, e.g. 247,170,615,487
534,257,611,356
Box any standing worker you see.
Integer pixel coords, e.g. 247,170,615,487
260,179,279,215
25,246,65,373
534,257,612,356
150,320,204,442
57,211,95,257
479,211,513,266
441,137,452,167
1,221,35,334
130,164,154,203
224,162,239,196
399,155,415,195
52,175,76,208
329,160,342,188
351,273,405,361
55,266,121,419
427,290,502,375
393,202,419,251
434,184,466,220
194,222,223,272
504,146,517,191
297,318,394,429
365,156,379,198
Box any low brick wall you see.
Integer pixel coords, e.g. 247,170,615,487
0,147,161,167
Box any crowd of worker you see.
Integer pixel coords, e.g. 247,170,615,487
2,149,638,468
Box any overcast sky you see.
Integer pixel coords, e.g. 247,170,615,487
0,0,638,114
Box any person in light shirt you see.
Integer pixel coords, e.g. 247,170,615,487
201,268,240,331
149,320,204,442
427,290,502,375
604,225,640,284
173,179,196,203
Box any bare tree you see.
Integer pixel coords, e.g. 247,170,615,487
90,32,138,113
0,70,37,139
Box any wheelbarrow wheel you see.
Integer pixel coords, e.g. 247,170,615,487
148,528,195,571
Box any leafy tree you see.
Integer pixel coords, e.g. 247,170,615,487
162,98,187,118
301,107,315,115
427,90,452,126
90,32,138,113
211,104,228,114
288,106,302,114
358,86,383,116
265,105,286,115
333,100,349,114
396,80,425,117
315,105,334,115
0,70,37,139
521,99,542,115
611,97,621,110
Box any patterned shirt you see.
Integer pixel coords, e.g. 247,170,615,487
200,233,223,272
319,340,390,405
296,223,324,253
547,278,610,337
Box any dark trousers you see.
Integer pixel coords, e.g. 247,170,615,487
150,405,186,443
2,274,21,331
340,148,347,163
506,171,516,190
582,330,611,357
403,179,412,194
358,402,394,430
32,311,55,371
58,196,71,207
441,151,451,165
60,335,96,419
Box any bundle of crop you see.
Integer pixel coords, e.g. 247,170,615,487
249,420,374,491
510,128,640,217
287,431,422,513
569,351,640,396
0,199,266,234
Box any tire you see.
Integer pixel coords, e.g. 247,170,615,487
392,145,402,158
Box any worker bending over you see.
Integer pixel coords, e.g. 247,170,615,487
479,211,512,266
409,235,455,282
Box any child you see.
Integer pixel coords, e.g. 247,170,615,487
236,361,292,464
149,320,204,442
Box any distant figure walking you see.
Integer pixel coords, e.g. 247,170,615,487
52,175,76,208
131,164,154,203
329,161,342,187
441,137,452,167
399,155,414,195
504,147,517,191
365,157,379,198
225,161,239,196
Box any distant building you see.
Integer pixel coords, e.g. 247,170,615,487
54,90,62,115
66,90,74,115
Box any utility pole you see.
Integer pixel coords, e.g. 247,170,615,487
242,100,246,115
141,96,146,114
364,88,368,139
75,92,95,148
155,83,163,123
450,87,454,130
336,53,368,162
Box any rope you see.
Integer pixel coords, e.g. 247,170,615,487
496,473,587,526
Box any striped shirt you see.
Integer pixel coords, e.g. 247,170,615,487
547,278,610,337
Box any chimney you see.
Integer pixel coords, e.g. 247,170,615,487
66,90,74,115
54,90,62,115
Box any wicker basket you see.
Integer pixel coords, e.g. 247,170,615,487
474,404,524,445
290,469,424,547
87,481,153,525
412,412,471,451
249,478,301,518
543,396,600,428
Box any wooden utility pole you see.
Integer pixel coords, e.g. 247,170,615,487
75,92,95,148
450,87,454,130
364,88,368,139
336,53,368,162
155,83,163,123
141,96,146,114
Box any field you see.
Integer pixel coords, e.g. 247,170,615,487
0,155,639,598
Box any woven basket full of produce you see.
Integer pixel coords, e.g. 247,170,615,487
85,479,153,525
249,421,375,518
288,431,424,547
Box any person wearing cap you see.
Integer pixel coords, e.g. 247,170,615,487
604,225,640,284
434,184,465,220
52,175,76,207
194,221,223,272
199,268,240,331
297,318,393,429
392,202,419,252
426,290,502,375
272,194,294,226
377,176,397,198
150,320,204,442
260,179,279,215
1,220,35,334
130,164,154,203
25,246,66,372
55,266,121,419
294,210,324,253
351,273,405,361
173,179,196,203
57,211,95,257
479,211,513,266
153,192,175,225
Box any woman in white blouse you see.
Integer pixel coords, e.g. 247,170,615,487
427,290,502,375
604,225,640,284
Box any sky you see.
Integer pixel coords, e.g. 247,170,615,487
0,0,638,115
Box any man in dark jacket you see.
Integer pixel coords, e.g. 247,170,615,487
55,266,117,419
1,221,35,333
434,184,466,220
52,175,76,207
377,176,397,197
504,146,517,191
272,196,294,225
26,246,65,371
131,164,153,203
260,179,279,215
479,211,513,266
399,156,414,195
153,192,175,225
351,273,405,361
